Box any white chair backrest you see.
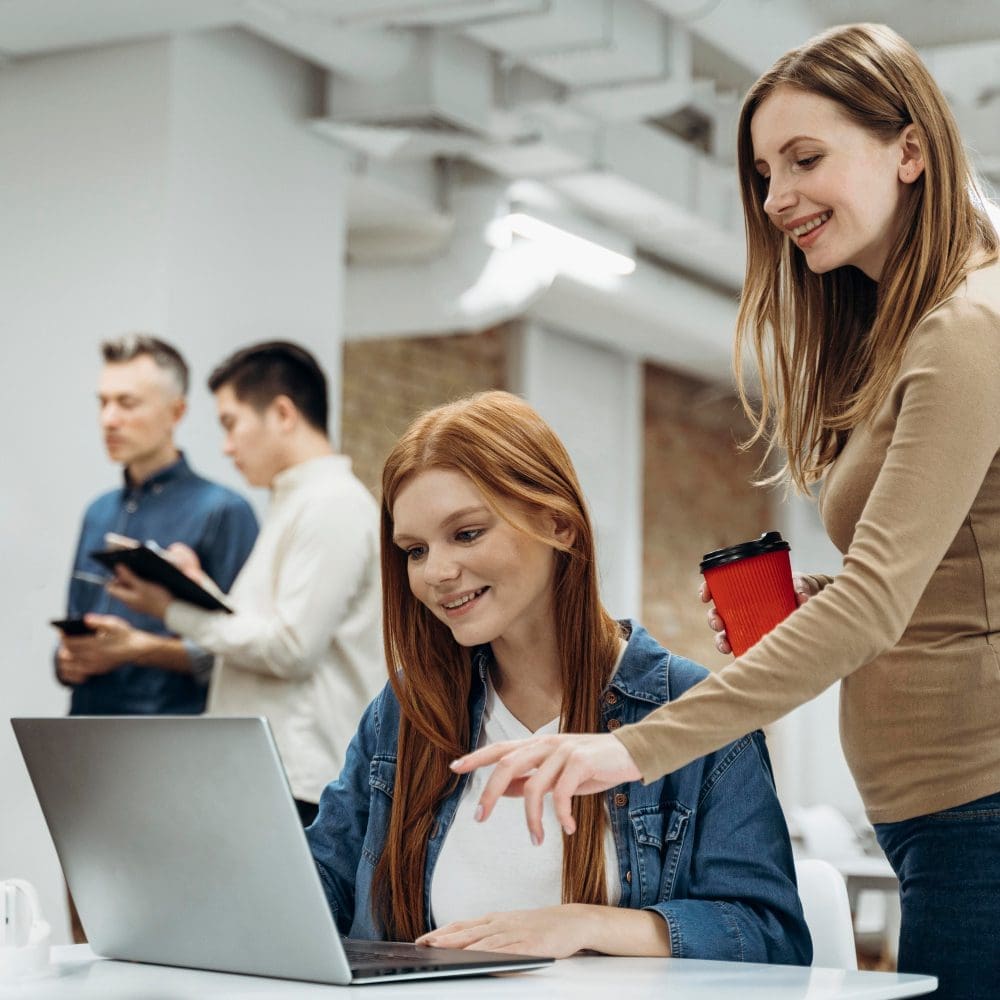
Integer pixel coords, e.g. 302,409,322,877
791,804,862,861
794,858,858,970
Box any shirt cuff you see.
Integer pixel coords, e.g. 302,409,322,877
165,599,216,643
183,639,214,687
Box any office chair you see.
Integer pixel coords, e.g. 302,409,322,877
794,858,858,970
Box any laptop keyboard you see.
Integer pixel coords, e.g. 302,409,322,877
343,941,447,972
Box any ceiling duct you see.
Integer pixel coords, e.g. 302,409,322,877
322,27,493,134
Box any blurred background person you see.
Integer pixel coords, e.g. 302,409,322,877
109,341,385,827
56,334,258,940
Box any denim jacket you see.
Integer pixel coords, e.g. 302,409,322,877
307,622,812,965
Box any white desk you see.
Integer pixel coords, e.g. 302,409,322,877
3,946,937,999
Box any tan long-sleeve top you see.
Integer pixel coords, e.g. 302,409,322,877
618,257,1000,823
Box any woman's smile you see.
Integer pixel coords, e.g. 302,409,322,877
440,586,489,618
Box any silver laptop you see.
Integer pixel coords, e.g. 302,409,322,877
12,716,552,985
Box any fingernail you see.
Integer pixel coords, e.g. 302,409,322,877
530,832,541,846
562,825,574,836
449,759,461,770
474,804,484,822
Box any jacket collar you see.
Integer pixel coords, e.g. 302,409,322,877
469,618,671,711
606,620,672,706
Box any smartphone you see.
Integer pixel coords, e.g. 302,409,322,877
50,617,97,636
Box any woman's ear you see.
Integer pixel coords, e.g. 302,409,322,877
898,124,925,185
549,515,577,549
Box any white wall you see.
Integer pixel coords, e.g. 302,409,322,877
166,30,350,453
511,323,644,620
0,29,348,941
0,39,173,944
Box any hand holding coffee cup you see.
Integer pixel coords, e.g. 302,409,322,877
700,532,801,656
702,574,816,654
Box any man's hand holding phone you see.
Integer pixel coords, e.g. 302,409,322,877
54,614,141,684
50,617,97,637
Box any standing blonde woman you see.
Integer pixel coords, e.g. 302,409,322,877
455,24,1000,998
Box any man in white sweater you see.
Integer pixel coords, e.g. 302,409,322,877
109,341,385,825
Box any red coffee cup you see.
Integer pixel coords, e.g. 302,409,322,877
700,531,797,656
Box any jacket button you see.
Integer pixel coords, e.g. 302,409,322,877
607,718,621,731
605,691,618,705
625,870,632,884
613,792,628,808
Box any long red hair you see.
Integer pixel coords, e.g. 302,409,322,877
374,391,621,940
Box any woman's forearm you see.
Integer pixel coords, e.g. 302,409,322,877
570,904,671,957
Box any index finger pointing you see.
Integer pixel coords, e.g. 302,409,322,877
473,741,556,824
450,740,520,773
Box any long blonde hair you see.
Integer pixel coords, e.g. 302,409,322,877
735,22,998,491
374,391,620,940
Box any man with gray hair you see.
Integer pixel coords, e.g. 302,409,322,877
56,335,258,714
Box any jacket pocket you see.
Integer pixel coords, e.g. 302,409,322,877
362,754,397,866
629,801,691,906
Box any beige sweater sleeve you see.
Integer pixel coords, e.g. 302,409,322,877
618,295,1000,783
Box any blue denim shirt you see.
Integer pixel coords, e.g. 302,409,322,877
307,622,812,964
63,454,258,715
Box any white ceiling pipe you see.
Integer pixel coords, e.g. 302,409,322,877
240,0,418,80
646,0,823,79
464,0,668,89
312,0,548,30
321,28,493,132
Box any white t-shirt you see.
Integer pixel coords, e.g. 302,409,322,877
430,677,622,926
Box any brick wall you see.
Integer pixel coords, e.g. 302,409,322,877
642,363,772,670
340,331,772,671
341,327,510,499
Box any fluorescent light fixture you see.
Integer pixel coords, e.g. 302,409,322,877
486,212,636,277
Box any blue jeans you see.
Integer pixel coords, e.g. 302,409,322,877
875,789,1000,1000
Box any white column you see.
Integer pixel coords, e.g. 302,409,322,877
0,29,348,941
511,322,643,620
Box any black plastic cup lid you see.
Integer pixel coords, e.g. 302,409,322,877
700,531,789,572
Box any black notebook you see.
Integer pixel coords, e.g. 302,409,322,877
91,544,232,613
